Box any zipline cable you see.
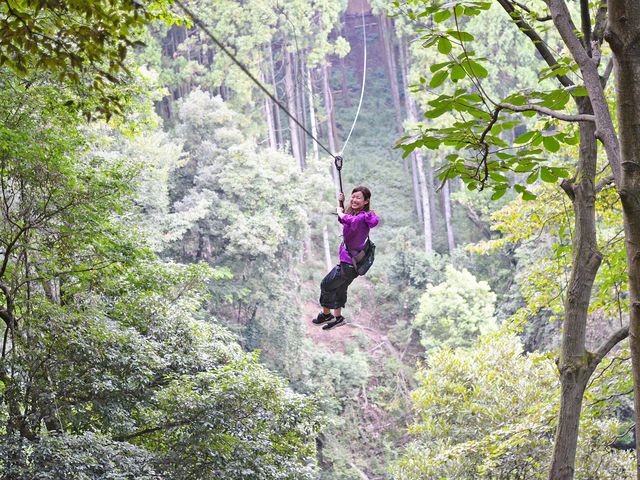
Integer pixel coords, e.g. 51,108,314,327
339,10,367,157
173,0,336,160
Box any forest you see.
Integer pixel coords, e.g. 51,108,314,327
0,0,639,479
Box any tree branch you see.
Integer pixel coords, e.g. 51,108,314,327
499,102,595,122
547,0,622,185
596,174,615,192
496,0,574,88
511,1,552,21
592,325,629,367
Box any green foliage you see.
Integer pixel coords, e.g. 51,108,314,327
413,265,497,353
393,0,577,201
164,88,334,371
0,69,320,479
393,330,635,479
0,0,177,117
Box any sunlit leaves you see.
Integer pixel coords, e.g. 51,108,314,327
0,0,177,117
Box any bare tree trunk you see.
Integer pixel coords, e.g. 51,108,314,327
264,97,277,149
442,180,455,252
607,5,640,476
410,156,424,225
268,42,283,147
549,100,601,480
398,35,424,224
307,68,319,163
321,62,341,192
415,153,433,253
340,57,351,108
424,153,438,233
405,80,433,252
379,14,403,133
296,52,308,163
322,225,333,273
284,51,304,171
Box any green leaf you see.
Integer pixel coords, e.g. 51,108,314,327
434,10,451,23
542,136,561,153
540,167,558,183
514,131,536,144
447,30,475,42
526,169,539,184
424,107,448,118
522,190,537,201
463,59,488,78
489,171,509,182
430,61,450,72
491,188,507,200
438,37,452,55
450,64,466,81
430,70,449,88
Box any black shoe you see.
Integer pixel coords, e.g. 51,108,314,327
313,312,334,325
322,316,346,330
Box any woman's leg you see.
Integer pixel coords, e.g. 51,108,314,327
333,264,358,313
319,264,348,310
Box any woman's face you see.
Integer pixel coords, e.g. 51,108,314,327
350,191,369,211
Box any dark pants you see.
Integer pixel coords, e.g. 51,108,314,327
319,262,358,309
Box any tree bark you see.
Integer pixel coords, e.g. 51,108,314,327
425,153,438,233
284,51,304,171
379,14,403,133
296,52,308,162
268,42,283,147
404,70,433,253
398,35,424,225
415,152,433,253
307,67,320,163
321,61,341,191
606,3,640,475
442,181,455,252
549,99,601,480
322,225,333,273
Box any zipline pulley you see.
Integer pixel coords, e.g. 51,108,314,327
334,155,344,209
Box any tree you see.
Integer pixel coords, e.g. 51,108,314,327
396,0,637,476
413,265,496,353
0,0,175,117
0,70,321,478
393,329,635,479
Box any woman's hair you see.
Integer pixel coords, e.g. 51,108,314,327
346,186,371,214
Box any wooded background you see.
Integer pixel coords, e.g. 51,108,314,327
0,0,637,479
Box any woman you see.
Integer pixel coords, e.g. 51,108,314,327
313,186,379,330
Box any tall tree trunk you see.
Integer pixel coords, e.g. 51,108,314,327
268,42,283,147
321,62,341,192
442,181,455,252
398,35,424,224
379,14,403,133
296,52,308,163
410,156,424,225
549,100,601,480
340,57,352,108
405,77,433,252
263,68,278,149
264,97,278,149
322,225,333,273
415,152,433,253
284,51,304,171
307,68,319,162
607,4,640,476
425,153,438,233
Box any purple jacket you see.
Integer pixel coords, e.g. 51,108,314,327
338,211,379,264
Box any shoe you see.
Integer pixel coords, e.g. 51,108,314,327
322,316,346,330
313,312,334,325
